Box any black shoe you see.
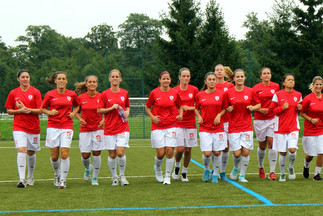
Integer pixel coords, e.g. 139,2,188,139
17,181,26,188
303,167,309,178
174,167,180,175
313,174,322,181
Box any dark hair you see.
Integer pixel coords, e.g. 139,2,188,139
17,69,30,78
281,73,294,89
201,72,216,91
46,71,67,85
75,75,98,95
177,67,190,85
159,71,170,79
260,67,271,76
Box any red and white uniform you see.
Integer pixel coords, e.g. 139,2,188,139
41,89,80,129
5,86,42,134
98,88,130,135
216,82,234,123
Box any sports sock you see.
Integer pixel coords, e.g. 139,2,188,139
221,151,229,172
257,147,266,168
182,166,188,174
175,161,181,168
212,155,221,176
233,155,241,169
17,152,26,181
268,149,277,173
108,157,117,178
315,166,322,175
279,154,287,175
27,154,36,178
202,154,211,170
240,156,250,175
92,155,101,178
154,156,163,170
50,157,60,176
81,157,91,171
288,152,297,168
304,159,311,168
60,158,70,181
165,157,174,178
118,155,126,176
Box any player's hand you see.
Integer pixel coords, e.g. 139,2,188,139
197,116,203,124
226,106,233,112
98,119,104,128
296,104,302,111
152,115,160,124
176,115,183,121
282,101,289,110
49,109,58,116
79,118,87,127
258,108,269,115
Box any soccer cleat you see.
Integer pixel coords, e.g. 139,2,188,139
26,176,34,186
303,167,309,179
17,181,26,188
239,175,248,183
59,180,66,189
120,175,129,186
202,170,210,182
54,174,60,187
220,172,227,180
171,167,180,180
91,177,99,186
112,177,119,186
153,165,163,183
163,177,171,185
230,168,239,180
279,174,286,182
313,174,322,181
288,167,296,180
84,165,92,181
259,168,266,178
269,172,276,180
181,173,189,182
212,175,219,183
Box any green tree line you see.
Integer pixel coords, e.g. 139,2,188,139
0,0,322,112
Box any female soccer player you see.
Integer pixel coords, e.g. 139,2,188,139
215,64,234,180
5,69,42,188
75,75,105,186
172,68,199,182
98,69,130,186
195,72,227,183
271,74,302,182
300,76,323,181
145,71,183,185
41,71,80,189
226,69,261,182
253,67,280,180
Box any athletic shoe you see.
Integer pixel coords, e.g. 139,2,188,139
59,180,66,189
54,174,60,187
220,172,227,180
313,174,322,181
230,168,239,180
239,175,248,183
120,175,129,186
112,177,119,186
17,181,26,188
163,177,171,185
259,168,266,178
91,177,99,186
172,167,180,180
269,172,276,180
26,176,34,186
288,167,296,180
212,175,219,183
181,173,189,182
84,165,92,181
303,167,309,179
279,174,286,182
153,165,163,183
202,170,210,182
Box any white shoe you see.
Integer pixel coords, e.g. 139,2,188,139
26,176,34,186
181,173,189,182
112,177,119,186
120,175,129,186
230,168,239,180
59,179,66,189
239,175,248,183
84,165,92,181
163,177,171,185
154,165,163,183
288,167,296,180
54,174,60,187
279,174,286,182
172,172,180,180
91,177,99,186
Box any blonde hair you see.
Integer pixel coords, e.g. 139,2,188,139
309,76,323,92
224,66,234,82
109,69,122,78
46,71,67,85
74,75,98,95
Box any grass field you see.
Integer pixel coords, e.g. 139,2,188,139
0,139,322,215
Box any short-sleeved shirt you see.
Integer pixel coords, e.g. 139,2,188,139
174,84,199,129
146,87,182,131
98,88,130,135
216,82,234,122
41,89,80,130
78,92,102,133
5,86,42,134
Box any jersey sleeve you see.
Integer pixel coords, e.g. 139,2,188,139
251,89,260,106
41,93,51,108
34,89,42,108
223,92,229,108
301,96,310,112
175,92,182,107
145,91,155,107
5,91,14,109
72,92,80,107
271,94,284,115
125,91,130,108
98,92,106,109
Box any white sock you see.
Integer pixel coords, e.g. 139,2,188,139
304,159,311,168
202,154,211,170
240,156,250,175
108,157,117,178
60,158,70,181
175,161,181,168
182,166,188,174
50,157,60,175
268,149,277,173
165,157,174,178
27,154,36,178
118,155,126,176
81,157,91,170
92,155,101,178
155,156,163,170
221,151,229,172
288,152,297,168
17,153,26,181
212,155,221,176
279,154,287,175
257,147,266,168
315,166,322,175
233,155,241,169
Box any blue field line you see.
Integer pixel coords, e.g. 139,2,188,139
1,203,323,214
190,158,274,205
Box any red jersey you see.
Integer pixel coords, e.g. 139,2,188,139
301,92,323,136
253,82,280,120
195,90,225,133
98,88,130,135
146,87,182,131
41,89,80,130
5,86,42,134
216,82,234,122
78,92,103,133
271,89,302,134
174,84,199,129
225,86,260,133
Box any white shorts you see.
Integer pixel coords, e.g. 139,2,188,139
302,135,323,156
105,132,130,150
254,119,274,142
273,131,299,153
151,128,177,148
79,130,106,153
45,128,73,148
199,132,227,152
228,131,254,151
223,122,229,134
13,131,41,152
176,128,198,147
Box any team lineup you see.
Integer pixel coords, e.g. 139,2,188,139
4,66,323,189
